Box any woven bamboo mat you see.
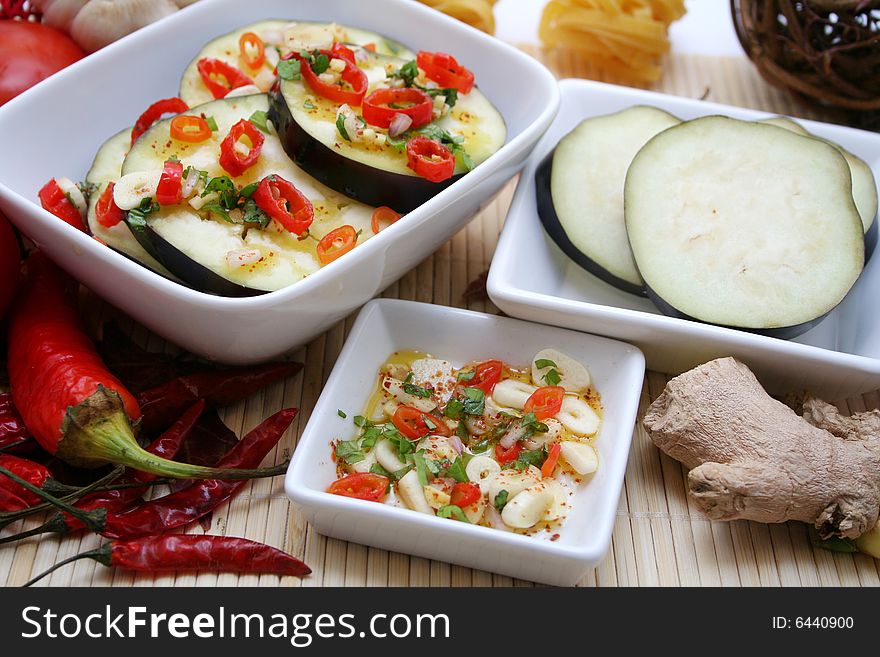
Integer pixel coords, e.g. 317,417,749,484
4,47,880,587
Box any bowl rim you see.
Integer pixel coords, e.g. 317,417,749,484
284,297,646,563
0,0,560,309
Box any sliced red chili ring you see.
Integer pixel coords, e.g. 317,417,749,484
238,32,266,70
219,119,265,177
449,482,481,508
252,175,314,235
541,443,562,479
416,51,475,94
95,182,123,228
328,473,388,502
469,360,503,395
316,225,358,265
362,87,433,130
131,97,189,145
170,115,213,143
156,160,183,206
495,442,522,465
290,49,368,106
197,57,253,99
523,386,566,421
371,206,401,234
330,42,357,64
392,406,450,440
38,179,85,231
405,136,455,183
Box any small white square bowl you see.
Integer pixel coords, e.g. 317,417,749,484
284,299,645,586
0,0,558,364
488,78,880,399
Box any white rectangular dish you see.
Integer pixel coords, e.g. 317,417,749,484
285,299,645,586
0,0,558,364
488,78,880,399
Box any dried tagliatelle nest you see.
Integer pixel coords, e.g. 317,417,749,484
418,0,498,34
539,0,686,83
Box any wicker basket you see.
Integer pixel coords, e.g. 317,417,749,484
731,0,880,111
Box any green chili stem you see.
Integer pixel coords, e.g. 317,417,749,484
22,545,110,587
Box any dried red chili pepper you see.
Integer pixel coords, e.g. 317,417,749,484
0,391,35,454
101,407,297,540
0,454,51,506
7,254,284,481
137,362,303,435
24,534,310,586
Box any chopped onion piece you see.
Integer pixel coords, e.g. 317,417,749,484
181,166,200,199
388,112,413,138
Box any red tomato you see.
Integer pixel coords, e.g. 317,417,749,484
449,482,481,508
524,386,566,420
469,360,503,395
392,406,450,440
495,442,522,465
95,183,123,228
328,473,388,502
0,212,20,319
0,22,85,107
156,160,183,206
416,51,475,94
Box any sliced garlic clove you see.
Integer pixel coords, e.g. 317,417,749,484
501,484,552,529
113,171,159,210
375,439,408,473
560,441,599,475
382,376,436,412
465,456,501,495
524,417,564,450
397,470,433,514
492,379,537,410
556,396,600,436
350,449,377,474
531,348,592,392
423,485,451,511
487,466,541,502
462,497,487,524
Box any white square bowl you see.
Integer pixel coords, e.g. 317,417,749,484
488,78,880,399
284,298,645,586
0,0,558,365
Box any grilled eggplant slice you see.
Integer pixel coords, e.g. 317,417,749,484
121,94,375,296
535,106,679,295
269,51,506,212
625,116,864,338
180,20,413,106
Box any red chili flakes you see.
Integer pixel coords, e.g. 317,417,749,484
550,533,560,542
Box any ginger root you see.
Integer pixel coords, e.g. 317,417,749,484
643,357,880,539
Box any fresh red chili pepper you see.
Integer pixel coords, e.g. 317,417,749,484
38,179,85,231
238,31,266,70
363,88,433,130
62,400,205,532
136,362,302,436
0,487,28,513
156,160,183,206
495,442,522,465
406,136,455,182
24,535,310,586
0,211,19,319
316,225,358,265
252,174,314,235
0,391,33,454
467,360,503,395
219,119,265,177
99,407,297,540
523,386,565,421
170,114,212,143
197,57,253,99
290,49,368,106
328,473,388,502
392,406,450,440
131,97,189,145
94,182,124,228
449,481,481,508
541,443,562,479
371,206,401,234
7,253,288,481
416,51,475,94
0,454,51,506
329,42,357,64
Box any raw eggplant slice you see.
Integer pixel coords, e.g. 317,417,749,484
625,116,864,338
122,94,375,296
758,116,878,257
535,106,680,295
270,52,506,212
84,129,177,279
180,20,413,106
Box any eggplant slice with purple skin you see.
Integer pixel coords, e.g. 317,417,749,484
624,115,864,339
535,106,680,296
269,51,507,213
120,93,376,297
